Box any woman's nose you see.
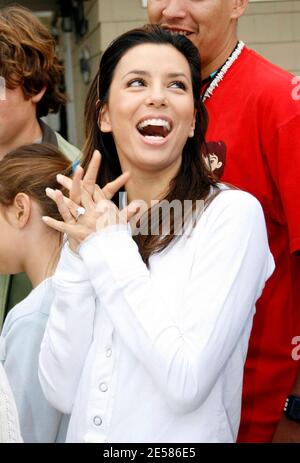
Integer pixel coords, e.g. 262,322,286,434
145,89,168,108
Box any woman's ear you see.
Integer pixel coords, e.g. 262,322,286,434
99,103,112,133
12,193,31,228
188,109,197,138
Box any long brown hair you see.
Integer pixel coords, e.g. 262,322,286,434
0,5,66,117
82,25,217,265
0,143,71,220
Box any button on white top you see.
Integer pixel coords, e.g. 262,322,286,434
99,383,108,392
93,416,102,426
105,348,112,358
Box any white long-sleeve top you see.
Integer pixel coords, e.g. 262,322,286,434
39,189,274,443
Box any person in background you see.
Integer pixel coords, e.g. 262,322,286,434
147,0,300,442
39,25,273,443
0,144,71,442
0,5,81,326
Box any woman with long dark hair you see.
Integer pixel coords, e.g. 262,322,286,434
39,26,274,443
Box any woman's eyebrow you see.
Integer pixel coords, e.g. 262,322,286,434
166,72,188,80
122,70,148,80
122,70,189,80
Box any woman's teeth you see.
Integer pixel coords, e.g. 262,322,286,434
137,119,172,139
138,119,171,132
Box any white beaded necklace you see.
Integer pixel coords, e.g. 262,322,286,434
202,41,245,102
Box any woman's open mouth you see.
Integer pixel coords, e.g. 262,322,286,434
136,118,173,143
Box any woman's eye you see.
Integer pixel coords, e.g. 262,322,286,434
127,79,145,88
169,81,186,90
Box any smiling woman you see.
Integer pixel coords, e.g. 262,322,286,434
82,26,210,263
99,44,196,175
39,25,274,443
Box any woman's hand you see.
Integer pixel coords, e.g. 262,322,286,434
43,150,140,252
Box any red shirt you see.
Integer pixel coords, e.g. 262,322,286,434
204,47,300,442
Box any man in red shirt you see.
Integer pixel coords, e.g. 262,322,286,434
148,0,300,442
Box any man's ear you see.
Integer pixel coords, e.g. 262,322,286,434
31,86,47,104
12,193,31,228
231,0,249,20
99,103,112,133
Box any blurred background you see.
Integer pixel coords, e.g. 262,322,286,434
0,0,299,149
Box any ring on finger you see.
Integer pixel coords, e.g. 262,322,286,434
75,206,86,220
